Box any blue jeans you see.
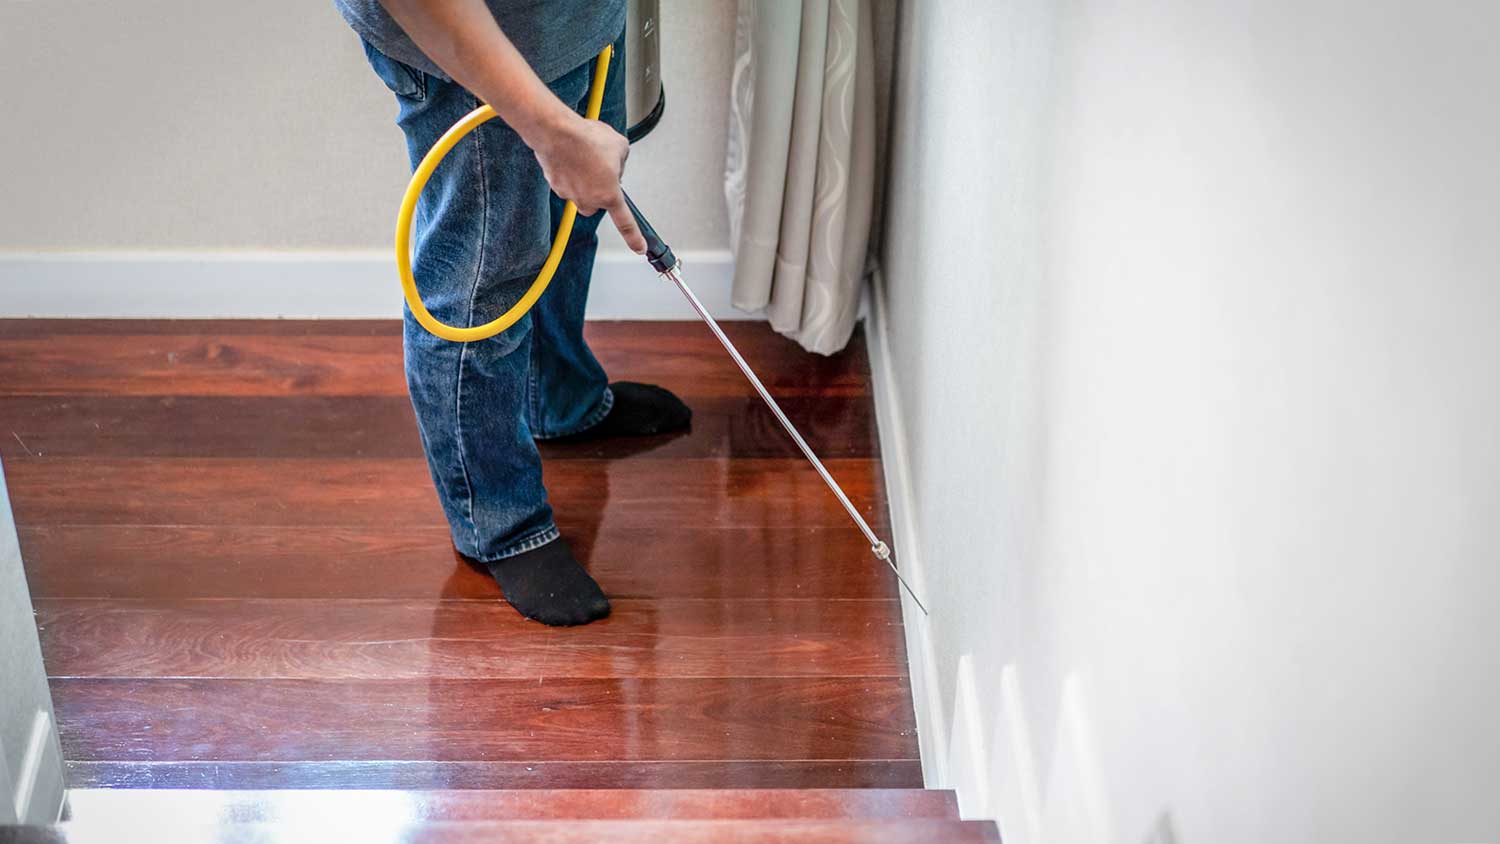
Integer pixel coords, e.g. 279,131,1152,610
362,34,624,561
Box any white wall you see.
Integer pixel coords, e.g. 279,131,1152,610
0,457,65,824
0,1,733,254
878,1,1500,842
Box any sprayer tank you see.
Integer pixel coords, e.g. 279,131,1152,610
624,0,664,142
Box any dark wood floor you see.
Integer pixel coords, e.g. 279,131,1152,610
0,319,918,790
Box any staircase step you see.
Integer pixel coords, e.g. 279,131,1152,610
65,788,960,822
66,759,926,790
9,819,999,844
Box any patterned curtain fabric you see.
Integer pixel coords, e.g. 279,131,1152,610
725,0,877,355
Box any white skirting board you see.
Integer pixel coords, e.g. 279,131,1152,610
0,250,756,320
862,269,949,789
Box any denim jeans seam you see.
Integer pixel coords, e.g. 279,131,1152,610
527,344,545,437
452,102,492,555
454,353,478,554
477,524,560,563
413,66,428,101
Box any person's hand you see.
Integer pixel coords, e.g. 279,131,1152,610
533,114,647,254
370,0,647,253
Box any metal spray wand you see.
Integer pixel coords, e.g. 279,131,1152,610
623,191,928,615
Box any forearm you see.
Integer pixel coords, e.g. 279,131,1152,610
375,0,573,152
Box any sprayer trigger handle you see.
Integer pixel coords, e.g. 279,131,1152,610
621,189,677,274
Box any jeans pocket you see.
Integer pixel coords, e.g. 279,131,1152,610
361,39,427,101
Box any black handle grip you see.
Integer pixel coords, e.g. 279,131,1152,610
621,189,677,274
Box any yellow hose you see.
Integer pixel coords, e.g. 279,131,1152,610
396,46,613,343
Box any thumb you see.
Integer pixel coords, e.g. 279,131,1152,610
608,196,647,255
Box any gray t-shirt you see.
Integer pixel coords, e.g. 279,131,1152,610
335,0,626,83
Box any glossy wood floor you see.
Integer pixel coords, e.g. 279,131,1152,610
0,319,918,790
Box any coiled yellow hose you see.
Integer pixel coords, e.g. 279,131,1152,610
395,46,613,342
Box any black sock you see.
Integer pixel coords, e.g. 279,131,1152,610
483,539,610,627
565,381,691,439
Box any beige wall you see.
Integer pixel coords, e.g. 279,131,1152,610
0,1,734,252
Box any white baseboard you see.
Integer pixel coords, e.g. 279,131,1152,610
864,268,948,788
0,250,757,321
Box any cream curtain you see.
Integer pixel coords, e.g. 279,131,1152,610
725,0,878,355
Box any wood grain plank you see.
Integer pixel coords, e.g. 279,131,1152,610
18,524,900,601
0,332,406,397
63,760,925,790
2,819,997,844
0,319,403,338
64,788,958,821
35,598,905,680
0,395,876,460
588,324,872,400
0,396,424,460
52,676,918,762
0,321,870,399
4,457,890,532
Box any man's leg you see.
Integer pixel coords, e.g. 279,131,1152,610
526,34,692,441
366,41,608,625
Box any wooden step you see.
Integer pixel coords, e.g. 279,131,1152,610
64,788,959,822
0,320,872,400
51,677,915,767
64,760,925,791
6,818,1000,844
35,597,907,681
